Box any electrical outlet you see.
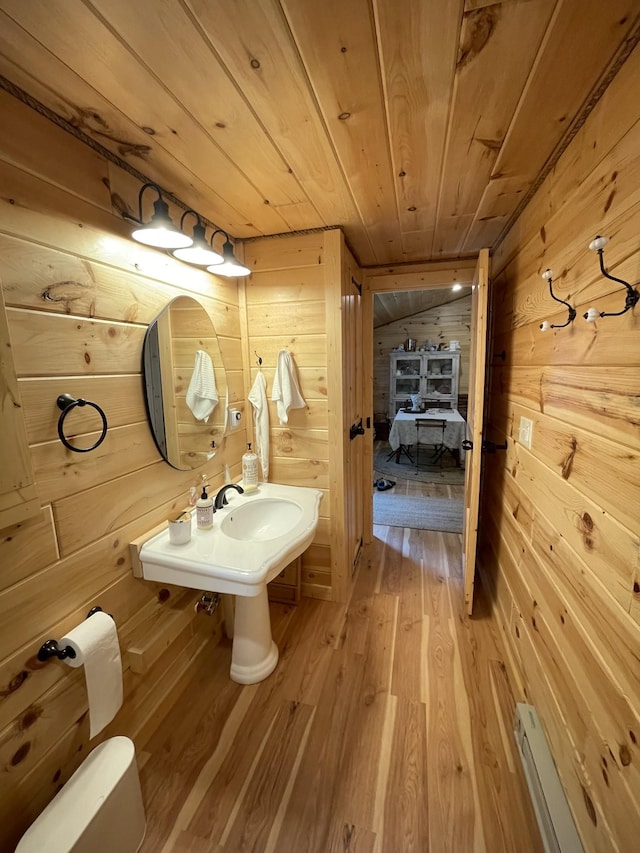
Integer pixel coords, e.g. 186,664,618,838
519,416,533,449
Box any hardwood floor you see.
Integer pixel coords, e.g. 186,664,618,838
138,520,543,852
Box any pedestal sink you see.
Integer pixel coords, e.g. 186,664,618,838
136,483,322,684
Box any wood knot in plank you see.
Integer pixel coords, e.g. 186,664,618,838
457,6,500,69
475,137,502,151
342,823,356,846
0,670,28,698
580,512,594,532
561,437,578,479
582,785,597,826
579,511,595,550
619,744,631,766
604,189,616,214
42,281,93,312
11,741,31,766
19,705,42,730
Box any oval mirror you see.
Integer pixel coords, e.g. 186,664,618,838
143,295,228,470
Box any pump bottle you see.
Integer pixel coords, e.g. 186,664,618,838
242,443,259,492
196,484,214,529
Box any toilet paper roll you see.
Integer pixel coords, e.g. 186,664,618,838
60,611,123,739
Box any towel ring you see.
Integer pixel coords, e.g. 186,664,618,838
57,394,108,453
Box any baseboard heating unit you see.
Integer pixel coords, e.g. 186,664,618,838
515,703,584,853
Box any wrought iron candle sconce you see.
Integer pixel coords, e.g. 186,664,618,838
583,236,639,322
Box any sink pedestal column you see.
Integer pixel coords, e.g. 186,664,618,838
229,587,278,684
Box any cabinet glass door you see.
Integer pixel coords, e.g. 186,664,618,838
424,353,458,407
392,355,422,396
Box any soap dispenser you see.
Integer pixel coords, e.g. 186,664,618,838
196,483,214,529
242,443,259,492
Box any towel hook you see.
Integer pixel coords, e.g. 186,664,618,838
254,351,263,366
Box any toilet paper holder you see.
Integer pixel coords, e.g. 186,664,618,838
37,607,108,662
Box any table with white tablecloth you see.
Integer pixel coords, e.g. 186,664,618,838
388,408,466,465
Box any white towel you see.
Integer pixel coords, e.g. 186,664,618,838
248,370,269,481
271,350,306,425
186,350,219,422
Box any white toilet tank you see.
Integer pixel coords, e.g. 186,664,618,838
16,736,146,853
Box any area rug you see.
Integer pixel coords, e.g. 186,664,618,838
373,493,464,533
373,443,465,486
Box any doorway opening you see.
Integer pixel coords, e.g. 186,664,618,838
371,286,470,535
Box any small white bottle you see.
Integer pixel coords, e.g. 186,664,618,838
196,485,214,529
242,443,259,492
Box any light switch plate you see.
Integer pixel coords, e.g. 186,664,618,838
519,416,533,449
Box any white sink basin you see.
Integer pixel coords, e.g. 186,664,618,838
138,483,321,596
136,482,322,684
220,498,303,541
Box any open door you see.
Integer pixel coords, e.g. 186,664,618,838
344,268,364,571
462,248,490,616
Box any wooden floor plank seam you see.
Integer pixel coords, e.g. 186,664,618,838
218,709,280,847
157,685,258,853
264,705,317,853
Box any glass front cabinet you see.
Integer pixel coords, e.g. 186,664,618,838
388,351,459,418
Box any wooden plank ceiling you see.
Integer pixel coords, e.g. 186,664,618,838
0,0,638,267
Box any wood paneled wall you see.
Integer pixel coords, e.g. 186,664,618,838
0,93,245,849
480,43,640,853
373,295,471,415
242,233,338,599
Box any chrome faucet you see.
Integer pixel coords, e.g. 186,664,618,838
214,483,244,510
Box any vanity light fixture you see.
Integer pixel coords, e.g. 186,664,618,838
125,182,193,250
207,229,250,277
539,269,576,331
583,235,639,322
172,211,224,266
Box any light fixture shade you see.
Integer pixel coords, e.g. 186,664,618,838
130,192,193,250
207,235,249,277
173,220,223,266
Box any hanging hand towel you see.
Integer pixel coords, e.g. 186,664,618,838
271,349,306,425
186,350,219,422
248,370,269,481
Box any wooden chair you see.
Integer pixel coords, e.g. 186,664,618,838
415,418,447,469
